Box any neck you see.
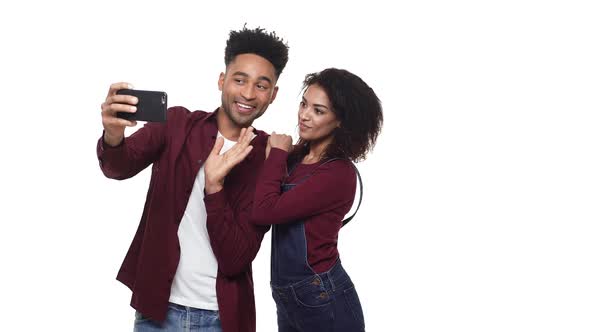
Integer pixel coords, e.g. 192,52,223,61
216,108,242,141
303,137,332,164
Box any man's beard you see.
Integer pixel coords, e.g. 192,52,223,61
221,100,260,127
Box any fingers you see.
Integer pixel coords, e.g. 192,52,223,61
236,127,247,145
268,132,293,152
238,127,247,140
236,145,253,161
270,132,288,138
269,133,284,143
102,87,138,118
102,113,137,128
238,126,254,144
221,128,254,162
209,137,225,157
107,82,134,97
235,127,255,152
108,94,139,106
227,144,253,165
102,100,137,115
210,127,253,166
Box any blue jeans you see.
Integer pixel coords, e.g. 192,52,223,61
271,261,365,332
133,303,222,332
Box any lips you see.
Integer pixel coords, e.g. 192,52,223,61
235,102,256,114
299,121,311,129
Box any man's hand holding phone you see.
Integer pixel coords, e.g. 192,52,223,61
101,82,138,147
101,83,168,147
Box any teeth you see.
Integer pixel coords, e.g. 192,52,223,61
237,103,254,109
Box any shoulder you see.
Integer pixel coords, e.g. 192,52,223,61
255,128,270,137
251,128,270,149
303,159,357,189
309,159,357,197
319,159,357,187
163,107,216,131
317,158,356,177
166,106,210,120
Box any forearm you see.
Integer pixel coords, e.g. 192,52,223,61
97,121,166,180
97,134,137,180
251,148,291,224
204,189,268,276
204,180,223,195
103,130,124,148
251,152,356,225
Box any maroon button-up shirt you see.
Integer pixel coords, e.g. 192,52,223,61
97,107,270,332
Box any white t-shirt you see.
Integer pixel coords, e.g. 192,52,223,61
169,132,237,310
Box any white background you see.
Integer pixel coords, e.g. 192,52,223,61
1,0,589,331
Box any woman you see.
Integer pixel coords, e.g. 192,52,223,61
251,68,383,331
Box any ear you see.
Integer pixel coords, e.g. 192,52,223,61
218,72,225,91
269,86,279,104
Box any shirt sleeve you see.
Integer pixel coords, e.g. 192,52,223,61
204,189,269,277
250,148,356,225
96,119,167,180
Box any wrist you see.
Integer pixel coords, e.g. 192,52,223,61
205,181,223,195
104,131,123,147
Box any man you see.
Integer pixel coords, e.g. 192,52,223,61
97,26,289,332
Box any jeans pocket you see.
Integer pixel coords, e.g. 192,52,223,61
292,286,332,308
134,311,150,323
343,286,365,328
291,290,335,332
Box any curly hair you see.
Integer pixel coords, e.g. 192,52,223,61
224,25,289,78
289,68,383,164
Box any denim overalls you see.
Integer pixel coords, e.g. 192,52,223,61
270,159,365,332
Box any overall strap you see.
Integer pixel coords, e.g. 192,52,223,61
313,158,363,227
341,162,363,227
286,158,363,226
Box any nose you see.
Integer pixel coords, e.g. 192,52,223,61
299,104,311,120
240,84,256,101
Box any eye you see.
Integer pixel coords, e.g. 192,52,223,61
234,79,244,84
256,84,268,90
314,108,324,115
299,101,306,107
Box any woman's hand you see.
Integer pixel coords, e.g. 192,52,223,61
266,132,293,158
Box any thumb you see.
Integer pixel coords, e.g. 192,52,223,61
210,137,225,156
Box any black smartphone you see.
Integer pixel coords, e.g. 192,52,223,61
116,89,167,122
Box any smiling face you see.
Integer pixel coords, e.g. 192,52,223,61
218,53,278,129
298,84,341,144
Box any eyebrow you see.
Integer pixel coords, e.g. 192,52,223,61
302,96,328,109
232,71,273,84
